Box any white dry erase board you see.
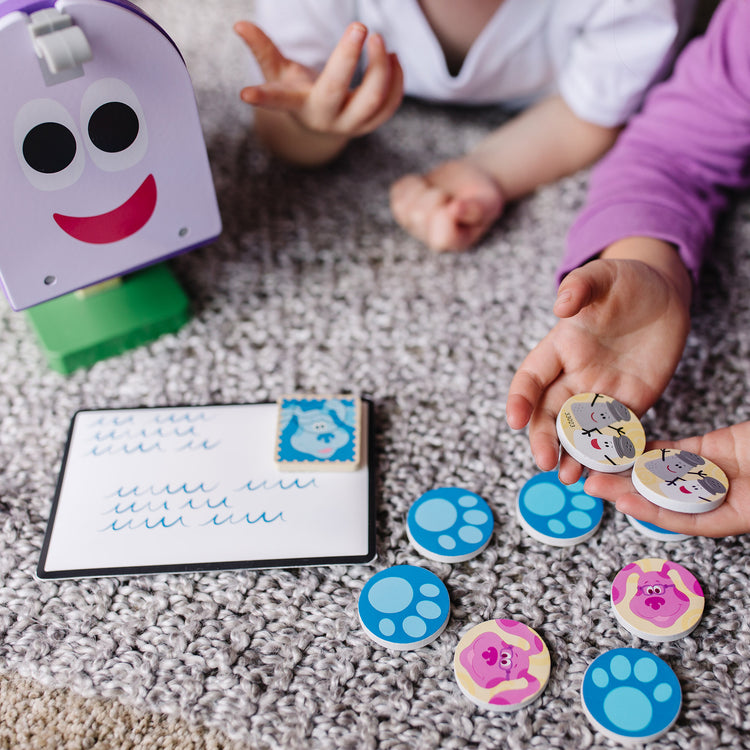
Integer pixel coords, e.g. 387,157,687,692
37,401,376,579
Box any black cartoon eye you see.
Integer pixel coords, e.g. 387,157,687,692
22,122,77,173
81,78,148,172
88,102,139,153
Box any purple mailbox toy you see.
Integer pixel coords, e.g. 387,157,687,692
0,0,221,369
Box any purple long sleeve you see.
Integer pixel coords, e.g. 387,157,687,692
561,0,750,285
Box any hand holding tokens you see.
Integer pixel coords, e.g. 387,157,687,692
556,393,645,472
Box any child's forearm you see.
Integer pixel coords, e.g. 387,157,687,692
599,236,693,308
254,108,351,166
466,95,619,202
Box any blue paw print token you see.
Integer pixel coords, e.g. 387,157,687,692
582,648,681,744
518,471,603,547
407,488,494,562
626,514,691,542
358,565,450,650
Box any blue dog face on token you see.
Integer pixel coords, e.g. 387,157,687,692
357,565,450,650
407,488,494,562
517,471,603,547
582,648,681,744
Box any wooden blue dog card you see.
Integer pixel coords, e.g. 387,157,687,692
274,395,364,471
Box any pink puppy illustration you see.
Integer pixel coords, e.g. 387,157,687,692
459,619,545,706
612,560,703,628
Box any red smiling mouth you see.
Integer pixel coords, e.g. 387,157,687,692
53,174,157,244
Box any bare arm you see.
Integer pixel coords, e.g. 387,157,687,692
390,95,620,252
466,95,620,202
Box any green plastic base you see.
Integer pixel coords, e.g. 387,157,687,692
25,264,191,374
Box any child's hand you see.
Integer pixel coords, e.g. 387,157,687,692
389,159,505,252
585,423,750,537
235,21,403,144
506,239,692,483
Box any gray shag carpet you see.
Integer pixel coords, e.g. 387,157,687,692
1,1,749,748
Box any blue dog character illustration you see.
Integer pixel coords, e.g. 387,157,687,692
276,396,362,469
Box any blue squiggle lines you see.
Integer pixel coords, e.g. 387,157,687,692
90,426,199,443
179,497,232,510
92,415,134,427
103,500,171,515
92,429,131,441
153,412,210,424
102,516,188,532
200,511,285,527
177,439,221,451
88,443,163,456
235,478,318,492
106,482,220,498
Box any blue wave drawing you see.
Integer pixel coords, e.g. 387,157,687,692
200,511,285,526
103,500,171,515
136,426,198,439
152,412,210,424
106,482,220,498
235,478,318,492
177,439,220,451
88,442,163,456
101,516,188,532
92,415,134,427
92,429,132,441
179,497,232,510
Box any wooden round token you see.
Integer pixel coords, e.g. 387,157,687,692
454,619,550,712
611,558,704,642
632,448,728,514
517,471,603,547
358,565,450,650
582,648,681,744
556,393,645,473
407,487,493,562
626,514,691,542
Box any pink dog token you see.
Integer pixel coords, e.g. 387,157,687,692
632,449,728,514
556,393,645,473
611,558,704,642
454,619,550,711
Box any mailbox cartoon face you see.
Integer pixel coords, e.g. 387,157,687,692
0,0,221,309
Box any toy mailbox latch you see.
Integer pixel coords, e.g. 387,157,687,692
28,7,92,76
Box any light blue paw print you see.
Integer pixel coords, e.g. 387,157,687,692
407,487,494,562
518,471,603,546
582,648,681,743
358,565,450,650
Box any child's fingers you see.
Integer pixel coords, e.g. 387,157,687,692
557,452,584,484
343,45,404,134
528,410,563,473
234,21,286,81
553,261,615,319
390,175,446,229
506,341,564,428
312,23,368,123
239,83,307,112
